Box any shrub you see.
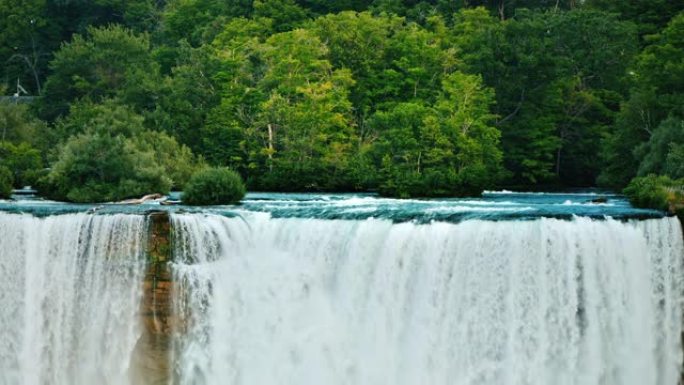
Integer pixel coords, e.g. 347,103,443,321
0,141,43,188
55,100,204,190
182,167,246,205
0,166,13,199
133,130,205,189
623,174,683,210
42,132,171,202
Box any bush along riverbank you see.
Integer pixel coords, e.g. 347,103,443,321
624,175,684,222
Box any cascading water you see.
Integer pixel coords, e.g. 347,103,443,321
0,213,148,385
171,212,684,385
1,192,682,385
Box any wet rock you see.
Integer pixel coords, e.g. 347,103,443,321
131,211,175,385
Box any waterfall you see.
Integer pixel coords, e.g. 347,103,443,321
171,212,684,385
0,213,148,385
1,209,682,385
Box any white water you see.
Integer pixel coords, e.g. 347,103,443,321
0,213,147,385
171,213,684,385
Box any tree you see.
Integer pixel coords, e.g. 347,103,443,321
634,117,684,178
133,130,205,189
437,72,504,191
0,0,54,95
297,0,373,14
210,27,359,190
585,0,684,38
55,99,147,140
0,165,12,198
0,101,49,149
253,0,309,32
160,0,253,46
200,17,273,174
38,25,162,120
665,143,684,179
600,12,684,187
54,100,204,189
371,72,503,197
147,43,222,152
453,9,636,185
251,29,357,189
311,11,404,125
42,132,171,202
0,141,43,188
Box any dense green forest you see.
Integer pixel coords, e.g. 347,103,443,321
1,0,683,201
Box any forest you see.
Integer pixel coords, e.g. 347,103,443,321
0,0,683,201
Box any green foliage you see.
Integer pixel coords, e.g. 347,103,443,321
467,9,638,185
635,117,684,177
148,43,222,151
0,142,43,188
371,72,504,197
665,143,684,179
623,174,682,211
55,100,203,189
310,12,405,113
38,25,161,120
600,12,684,187
160,0,253,46
133,131,205,189
0,102,49,150
0,0,53,95
1,0,682,199
585,0,684,37
209,27,359,190
253,0,309,32
40,100,205,202
182,167,246,205
43,132,171,203
55,99,146,139
0,165,13,198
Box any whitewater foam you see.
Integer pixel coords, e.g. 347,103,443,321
170,213,684,385
0,213,147,385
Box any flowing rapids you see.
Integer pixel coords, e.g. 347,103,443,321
171,213,684,385
0,213,147,385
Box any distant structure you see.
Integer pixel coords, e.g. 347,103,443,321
0,79,35,104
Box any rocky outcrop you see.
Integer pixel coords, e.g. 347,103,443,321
131,211,175,385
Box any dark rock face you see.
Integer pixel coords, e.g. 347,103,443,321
131,211,175,385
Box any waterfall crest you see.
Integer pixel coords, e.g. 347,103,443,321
0,213,147,385
1,210,682,385
171,213,684,385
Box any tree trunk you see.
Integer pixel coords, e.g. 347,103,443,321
267,124,274,172
417,151,422,174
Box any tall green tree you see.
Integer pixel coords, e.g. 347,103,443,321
43,132,171,202
600,12,684,187
0,0,55,95
372,72,503,197
160,0,253,46
451,8,636,185
38,25,162,120
585,0,684,37
254,0,310,32
54,100,203,189
251,29,357,189
0,101,48,149
635,117,684,178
